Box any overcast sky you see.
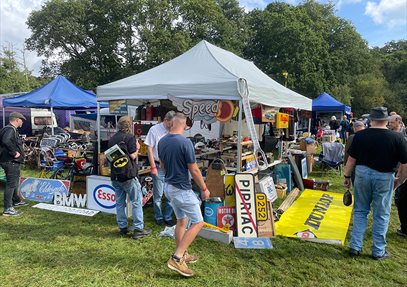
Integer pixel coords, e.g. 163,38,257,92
1,0,406,75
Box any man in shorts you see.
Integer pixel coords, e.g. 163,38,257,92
158,113,210,277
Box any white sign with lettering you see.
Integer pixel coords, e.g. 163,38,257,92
33,203,99,217
235,173,258,238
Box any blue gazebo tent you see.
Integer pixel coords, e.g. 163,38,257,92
3,75,100,109
3,75,107,134
312,92,351,114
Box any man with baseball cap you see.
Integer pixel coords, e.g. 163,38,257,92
0,112,28,216
344,107,407,260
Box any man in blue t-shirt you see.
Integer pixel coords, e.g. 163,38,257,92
158,113,210,277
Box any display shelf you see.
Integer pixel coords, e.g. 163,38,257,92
195,149,221,158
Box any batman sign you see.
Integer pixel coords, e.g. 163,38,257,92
113,157,129,168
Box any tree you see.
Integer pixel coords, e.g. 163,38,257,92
245,0,372,101
0,46,41,94
25,0,249,89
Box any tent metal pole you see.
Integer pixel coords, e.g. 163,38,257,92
51,106,54,135
97,101,101,168
308,118,311,133
237,100,243,173
2,107,5,128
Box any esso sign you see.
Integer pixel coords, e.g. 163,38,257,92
93,184,116,209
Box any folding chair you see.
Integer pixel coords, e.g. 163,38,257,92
319,142,344,175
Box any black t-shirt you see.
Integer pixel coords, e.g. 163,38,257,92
108,131,137,154
348,128,407,172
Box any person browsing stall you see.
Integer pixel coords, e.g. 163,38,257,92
0,112,29,216
344,107,407,260
158,113,210,277
108,116,152,239
145,111,175,226
388,114,407,238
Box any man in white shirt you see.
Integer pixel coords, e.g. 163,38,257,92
145,111,175,226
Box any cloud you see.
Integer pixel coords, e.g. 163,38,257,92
0,0,46,75
239,0,269,11
365,0,407,28
335,0,363,10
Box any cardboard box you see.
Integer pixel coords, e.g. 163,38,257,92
306,155,314,174
300,140,316,155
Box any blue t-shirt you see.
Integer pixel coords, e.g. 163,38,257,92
158,134,196,190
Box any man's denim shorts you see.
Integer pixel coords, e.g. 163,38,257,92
164,183,203,224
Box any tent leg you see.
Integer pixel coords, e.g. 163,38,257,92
2,107,5,128
308,118,311,134
97,101,101,175
237,100,243,173
51,106,54,135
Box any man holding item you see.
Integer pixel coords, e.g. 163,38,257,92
344,107,407,260
158,113,210,277
108,116,152,239
145,111,175,226
0,112,28,216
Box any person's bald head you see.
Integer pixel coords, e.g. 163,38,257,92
170,113,187,134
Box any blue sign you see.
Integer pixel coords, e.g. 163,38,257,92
19,177,70,203
233,237,273,249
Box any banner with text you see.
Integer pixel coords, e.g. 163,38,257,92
275,189,352,245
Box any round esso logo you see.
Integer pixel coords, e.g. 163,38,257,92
205,207,214,217
93,184,116,209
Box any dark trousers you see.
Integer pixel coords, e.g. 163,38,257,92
0,162,21,210
395,182,407,233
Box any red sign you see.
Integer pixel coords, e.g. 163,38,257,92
217,206,236,231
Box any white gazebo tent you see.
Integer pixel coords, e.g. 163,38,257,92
97,40,312,171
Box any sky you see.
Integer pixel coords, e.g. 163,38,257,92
0,0,406,75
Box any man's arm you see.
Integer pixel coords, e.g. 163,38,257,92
147,146,158,176
128,139,140,161
188,162,210,200
395,163,407,190
343,156,356,188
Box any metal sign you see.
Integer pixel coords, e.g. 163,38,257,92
33,203,99,217
19,177,70,203
255,193,267,221
233,237,273,249
109,100,128,115
235,173,257,238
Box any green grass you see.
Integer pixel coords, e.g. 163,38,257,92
0,166,406,287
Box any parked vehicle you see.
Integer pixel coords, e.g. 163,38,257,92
0,108,57,136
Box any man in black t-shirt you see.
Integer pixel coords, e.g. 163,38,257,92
108,116,151,240
344,107,407,260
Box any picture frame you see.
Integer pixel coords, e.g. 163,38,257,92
259,176,278,202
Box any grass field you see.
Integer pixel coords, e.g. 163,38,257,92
0,166,406,287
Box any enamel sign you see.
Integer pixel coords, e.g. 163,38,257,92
235,173,257,238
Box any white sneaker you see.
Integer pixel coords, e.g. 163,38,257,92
3,207,22,217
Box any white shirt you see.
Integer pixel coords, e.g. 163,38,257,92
144,123,168,162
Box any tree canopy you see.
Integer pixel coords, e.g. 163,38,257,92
13,0,406,117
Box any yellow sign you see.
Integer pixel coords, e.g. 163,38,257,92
275,189,352,245
276,112,289,129
255,193,267,221
224,175,235,207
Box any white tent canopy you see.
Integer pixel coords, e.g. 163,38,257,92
97,40,311,111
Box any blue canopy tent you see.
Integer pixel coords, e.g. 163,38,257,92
312,92,351,114
3,75,107,133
